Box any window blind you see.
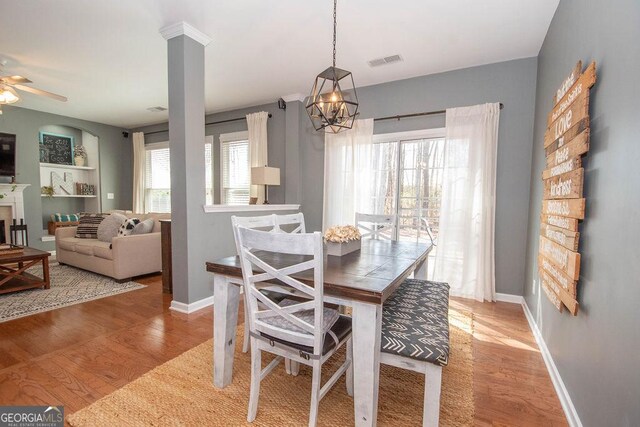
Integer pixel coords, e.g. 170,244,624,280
221,139,250,205
145,146,171,213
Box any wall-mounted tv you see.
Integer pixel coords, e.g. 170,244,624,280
0,133,16,178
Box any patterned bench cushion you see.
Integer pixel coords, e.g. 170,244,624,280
381,279,450,366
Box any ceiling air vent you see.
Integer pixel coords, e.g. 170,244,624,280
368,54,403,67
147,106,167,113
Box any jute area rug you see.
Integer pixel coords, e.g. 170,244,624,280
68,309,474,426
0,264,145,323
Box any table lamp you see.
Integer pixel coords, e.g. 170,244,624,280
251,166,280,204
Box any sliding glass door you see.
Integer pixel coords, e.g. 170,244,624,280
370,129,446,273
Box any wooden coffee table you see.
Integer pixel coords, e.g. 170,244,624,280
0,247,51,295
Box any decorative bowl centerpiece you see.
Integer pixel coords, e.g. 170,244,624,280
324,225,362,257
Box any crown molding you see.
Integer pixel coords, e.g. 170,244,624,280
160,22,212,46
281,93,307,103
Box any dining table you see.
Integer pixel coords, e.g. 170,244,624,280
206,238,433,426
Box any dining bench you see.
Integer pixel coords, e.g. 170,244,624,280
380,279,450,427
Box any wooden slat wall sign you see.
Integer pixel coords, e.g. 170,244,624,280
543,156,582,180
553,61,582,105
543,168,584,199
540,60,595,313
539,235,581,280
546,128,590,167
541,222,580,251
542,280,563,311
548,62,597,125
541,214,579,231
544,92,590,148
545,118,590,156
542,198,586,219
540,268,579,315
538,254,578,297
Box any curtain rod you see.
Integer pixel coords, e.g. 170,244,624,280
374,103,504,122
143,113,273,137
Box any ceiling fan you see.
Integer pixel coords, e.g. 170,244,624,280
0,65,67,114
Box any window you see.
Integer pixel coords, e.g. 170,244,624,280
220,131,250,205
370,129,446,276
144,135,215,212
205,140,213,205
145,143,171,213
370,129,446,242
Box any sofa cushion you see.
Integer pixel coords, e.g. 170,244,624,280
76,213,108,239
118,218,141,236
97,213,127,242
58,237,82,252
381,279,450,366
92,241,114,260
74,241,95,256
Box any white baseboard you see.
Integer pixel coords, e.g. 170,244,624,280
521,301,582,427
495,293,525,304
169,296,214,314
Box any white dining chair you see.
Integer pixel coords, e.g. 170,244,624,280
235,227,353,426
231,213,307,354
355,212,397,240
274,212,306,233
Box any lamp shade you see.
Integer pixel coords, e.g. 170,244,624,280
251,166,280,186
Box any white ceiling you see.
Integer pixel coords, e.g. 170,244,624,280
0,0,559,129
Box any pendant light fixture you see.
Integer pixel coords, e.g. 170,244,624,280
306,0,359,133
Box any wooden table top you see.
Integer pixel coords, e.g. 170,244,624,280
206,239,433,304
0,246,51,263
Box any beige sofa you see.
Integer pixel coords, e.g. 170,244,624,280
55,213,170,282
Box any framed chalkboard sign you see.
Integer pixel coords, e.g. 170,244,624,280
39,132,74,165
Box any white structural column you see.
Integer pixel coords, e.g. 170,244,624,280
160,22,211,305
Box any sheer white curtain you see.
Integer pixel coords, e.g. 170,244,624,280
433,103,500,302
246,111,269,204
132,132,146,213
322,119,374,230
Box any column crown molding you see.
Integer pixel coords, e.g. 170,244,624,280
160,22,212,46
281,93,307,103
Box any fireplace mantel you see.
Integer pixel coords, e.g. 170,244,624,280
0,183,31,222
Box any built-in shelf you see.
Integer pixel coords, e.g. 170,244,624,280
41,194,97,198
40,162,96,171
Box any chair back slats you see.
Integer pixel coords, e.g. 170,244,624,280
355,212,397,241
236,226,325,355
239,227,316,255
275,213,306,234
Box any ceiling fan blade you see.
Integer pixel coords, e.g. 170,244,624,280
0,75,32,85
13,84,67,102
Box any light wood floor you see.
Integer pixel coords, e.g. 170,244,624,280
0,275,567,426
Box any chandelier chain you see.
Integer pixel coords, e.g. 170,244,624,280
332,0,337,67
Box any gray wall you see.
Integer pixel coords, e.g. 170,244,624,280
298,57,539,295
0,106,133,250
133,101,287,205
523,0,640,425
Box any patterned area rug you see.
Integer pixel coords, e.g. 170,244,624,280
68,309,474,426
0,264,145,323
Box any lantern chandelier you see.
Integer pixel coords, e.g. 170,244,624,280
306,0,359,133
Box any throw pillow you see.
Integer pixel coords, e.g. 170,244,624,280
118,218,141,237
96,213,127,242
131,218,155,235
51,213,80,222
75,213,108,239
